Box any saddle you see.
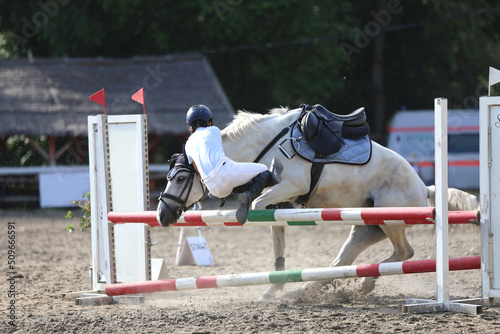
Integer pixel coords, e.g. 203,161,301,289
255,103,372,205
292,104,372,204
298,104,369,155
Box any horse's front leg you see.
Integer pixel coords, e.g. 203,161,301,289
252,180,308,301
259,225,286,300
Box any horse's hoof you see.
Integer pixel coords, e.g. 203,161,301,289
280,289,302,300
258,293,276,301
359,277,376,294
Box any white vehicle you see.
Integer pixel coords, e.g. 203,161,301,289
387,109,479,190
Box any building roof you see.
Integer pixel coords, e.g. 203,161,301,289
0,55,235,137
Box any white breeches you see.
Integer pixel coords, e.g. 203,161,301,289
203,157,268,198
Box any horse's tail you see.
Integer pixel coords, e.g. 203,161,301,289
427,185,479,211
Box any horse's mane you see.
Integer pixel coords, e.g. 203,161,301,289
221,106,290,140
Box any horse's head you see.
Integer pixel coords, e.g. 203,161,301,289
156,153,206,226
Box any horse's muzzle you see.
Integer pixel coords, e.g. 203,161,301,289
156,201,180,227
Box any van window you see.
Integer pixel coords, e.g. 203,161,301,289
395,133,434,158
448,134,479,154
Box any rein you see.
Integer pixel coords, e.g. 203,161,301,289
253,124,294,163
252,113,324,205
216,123,295,208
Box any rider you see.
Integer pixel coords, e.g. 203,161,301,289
184,104,283,224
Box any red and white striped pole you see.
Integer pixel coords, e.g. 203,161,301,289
105,256,480,296
106,208,478,227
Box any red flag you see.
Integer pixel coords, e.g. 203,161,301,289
131,88,144,104
89,89,106,114
131,88,146,114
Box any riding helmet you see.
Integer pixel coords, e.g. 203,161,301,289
186,105,213,126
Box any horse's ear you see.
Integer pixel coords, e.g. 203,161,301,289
169,153,182,168
169,153,182,162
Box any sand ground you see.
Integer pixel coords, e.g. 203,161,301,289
1,208,499,333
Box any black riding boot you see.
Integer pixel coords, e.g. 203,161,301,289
235,158,283,224
236,171,270,224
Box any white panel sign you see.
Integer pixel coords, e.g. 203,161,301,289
178,236,215,266
480,96,500,298
39,170,90,208
489,105,500,289
107,115,151,284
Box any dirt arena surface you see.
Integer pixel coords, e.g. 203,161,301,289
1,208,499,333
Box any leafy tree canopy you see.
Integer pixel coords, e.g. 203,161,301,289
1,0,499,135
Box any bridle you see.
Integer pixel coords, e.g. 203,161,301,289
158,153,207,221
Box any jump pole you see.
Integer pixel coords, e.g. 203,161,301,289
105,256,481,296
107,208,479,227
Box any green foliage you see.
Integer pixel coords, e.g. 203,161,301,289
5,135,38,166
66,193,91,233
0,135,89,167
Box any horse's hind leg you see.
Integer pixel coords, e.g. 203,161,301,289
293,225,414,297
283,225,388,298
356,182,425,293
329,225,389,267
359,225,414,294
